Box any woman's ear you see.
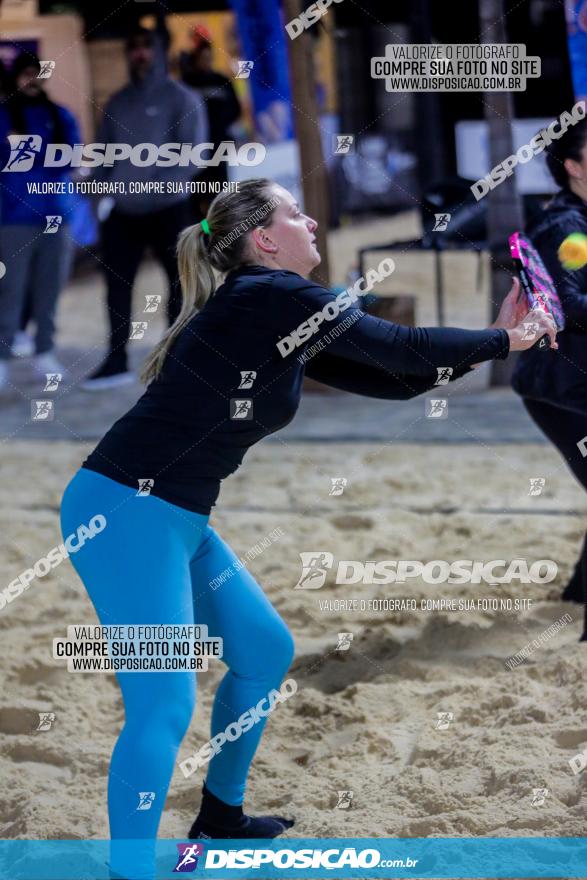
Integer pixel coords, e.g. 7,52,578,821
251,226,278,254
565,157,584,180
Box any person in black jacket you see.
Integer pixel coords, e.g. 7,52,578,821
181,29,241,148
180,27,241,214
512,117,587,635
81,17,208,392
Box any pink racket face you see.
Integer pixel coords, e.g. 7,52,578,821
509,232,565,330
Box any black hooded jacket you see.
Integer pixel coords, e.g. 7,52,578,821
512,189,587,414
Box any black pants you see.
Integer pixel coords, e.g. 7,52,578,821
524,398,587,636
101,200,193,357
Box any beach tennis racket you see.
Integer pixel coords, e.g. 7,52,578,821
509,231,565,351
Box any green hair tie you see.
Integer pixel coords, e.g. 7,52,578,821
201,218,210,236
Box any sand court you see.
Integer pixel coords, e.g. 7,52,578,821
1,214,586,842
1,439,586,839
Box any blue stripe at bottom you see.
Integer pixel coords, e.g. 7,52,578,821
1,838,586,879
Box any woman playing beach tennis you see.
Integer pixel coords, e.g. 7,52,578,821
513,117,587,634
60,178,556,880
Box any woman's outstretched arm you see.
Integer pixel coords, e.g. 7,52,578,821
273,273,558,376
304,351,472,399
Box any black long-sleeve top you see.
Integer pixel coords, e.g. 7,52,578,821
83,265,509,513
512,189,587,413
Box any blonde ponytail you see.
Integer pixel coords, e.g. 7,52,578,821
140,222,216,383
140,178,278,384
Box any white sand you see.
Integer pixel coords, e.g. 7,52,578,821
1,440,586,840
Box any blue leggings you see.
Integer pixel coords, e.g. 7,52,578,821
60,468,294,878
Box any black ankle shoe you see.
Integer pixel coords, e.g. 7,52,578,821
188,784,294,840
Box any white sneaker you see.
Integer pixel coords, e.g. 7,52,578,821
11,331,35,357
32,351,68,384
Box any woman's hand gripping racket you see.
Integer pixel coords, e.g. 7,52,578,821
509,231,565,351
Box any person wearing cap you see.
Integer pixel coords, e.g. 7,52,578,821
180,26,241,214
82,18,208,391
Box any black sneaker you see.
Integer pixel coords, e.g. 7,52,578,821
187,784,294,840
81,353,134,392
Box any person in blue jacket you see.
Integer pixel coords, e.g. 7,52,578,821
0,53,80,390
60,179,555,880
512,116,587,637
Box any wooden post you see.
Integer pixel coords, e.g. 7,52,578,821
283,0,331,286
